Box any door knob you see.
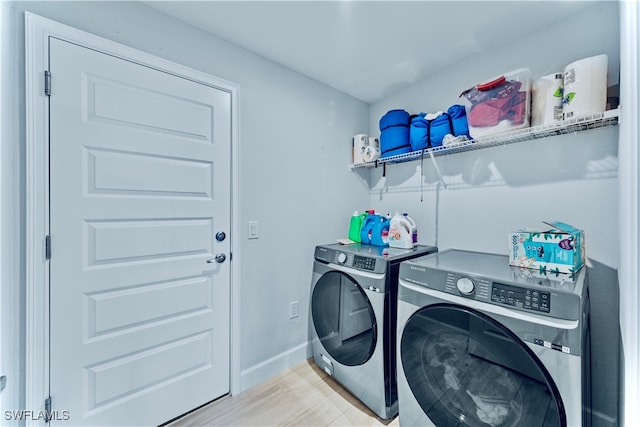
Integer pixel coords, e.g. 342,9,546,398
207,253,226,264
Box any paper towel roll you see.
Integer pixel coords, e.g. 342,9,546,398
352,134,368,164
562,54,608,119
363,137,380,162
368,137,380,155
362,144,380,162
531,73,563,126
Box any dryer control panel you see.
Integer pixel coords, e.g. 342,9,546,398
491,282,551,313
399,250,585,321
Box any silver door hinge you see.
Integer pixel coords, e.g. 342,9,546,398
44,71,51,97
44,396,52,422
45,235,51,260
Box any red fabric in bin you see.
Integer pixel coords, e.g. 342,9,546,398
469,103,501,127
468,89,527,127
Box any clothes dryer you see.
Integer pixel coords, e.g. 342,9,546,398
396,249,591,427
310,243,437,419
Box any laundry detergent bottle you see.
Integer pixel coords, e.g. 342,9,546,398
348,211,367,243
389,212,417,249
382,213,392,246
360,210,378,245
403,213,418,246
371,214,390,247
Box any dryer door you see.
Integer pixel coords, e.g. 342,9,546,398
400,303,566,427
311,271,377,366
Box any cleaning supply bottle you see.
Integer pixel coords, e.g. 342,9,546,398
348,211,367,243
371,214,390,247
360,210,378,245
389,212,416,249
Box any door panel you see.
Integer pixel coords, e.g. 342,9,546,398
400,304,565,427
340,280,372,341
49,37,231,426
311,271,376,366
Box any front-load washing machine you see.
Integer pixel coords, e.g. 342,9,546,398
310,243,437,419
396,249,590,427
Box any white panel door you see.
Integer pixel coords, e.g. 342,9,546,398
48,37,231,426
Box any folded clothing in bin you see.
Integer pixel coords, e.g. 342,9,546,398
380,109,411,157
460,69,531,138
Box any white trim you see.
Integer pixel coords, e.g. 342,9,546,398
239,342,311,393
230,50,242,398
24,12,241,420
619,2,640,427
0,0,5,412
24,13,51,422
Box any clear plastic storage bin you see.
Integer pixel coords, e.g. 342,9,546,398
460,68,531,139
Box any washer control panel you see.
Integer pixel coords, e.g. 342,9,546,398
353,255,376,271
491,282,550,313
330,251,377,272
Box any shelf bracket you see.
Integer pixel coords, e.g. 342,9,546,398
427,149,447,190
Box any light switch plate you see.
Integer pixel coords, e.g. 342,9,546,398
248,221,259,239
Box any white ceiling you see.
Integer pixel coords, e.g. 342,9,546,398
146,1,594,104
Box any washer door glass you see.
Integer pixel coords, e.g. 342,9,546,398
400,304,566,427
311,271,377,366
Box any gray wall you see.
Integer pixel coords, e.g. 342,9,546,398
0,0,369,413
367,2,620,425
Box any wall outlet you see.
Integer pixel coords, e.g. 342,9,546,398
289,301,299,319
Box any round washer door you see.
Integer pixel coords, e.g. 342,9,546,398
311,271,377,366
400,304,566,427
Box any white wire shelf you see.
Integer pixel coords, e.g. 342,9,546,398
351,108,620,169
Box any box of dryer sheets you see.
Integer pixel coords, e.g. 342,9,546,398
509,221,585,274
511,265,578,285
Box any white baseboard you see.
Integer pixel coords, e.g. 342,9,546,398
238,341,312,393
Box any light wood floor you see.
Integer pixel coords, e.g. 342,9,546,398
166,359,400,427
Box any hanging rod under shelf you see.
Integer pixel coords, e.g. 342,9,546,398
351,108,620,169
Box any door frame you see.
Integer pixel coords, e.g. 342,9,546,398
620,3,640,426
25,12,241,423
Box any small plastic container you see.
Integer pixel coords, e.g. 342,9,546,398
460,68,531,139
